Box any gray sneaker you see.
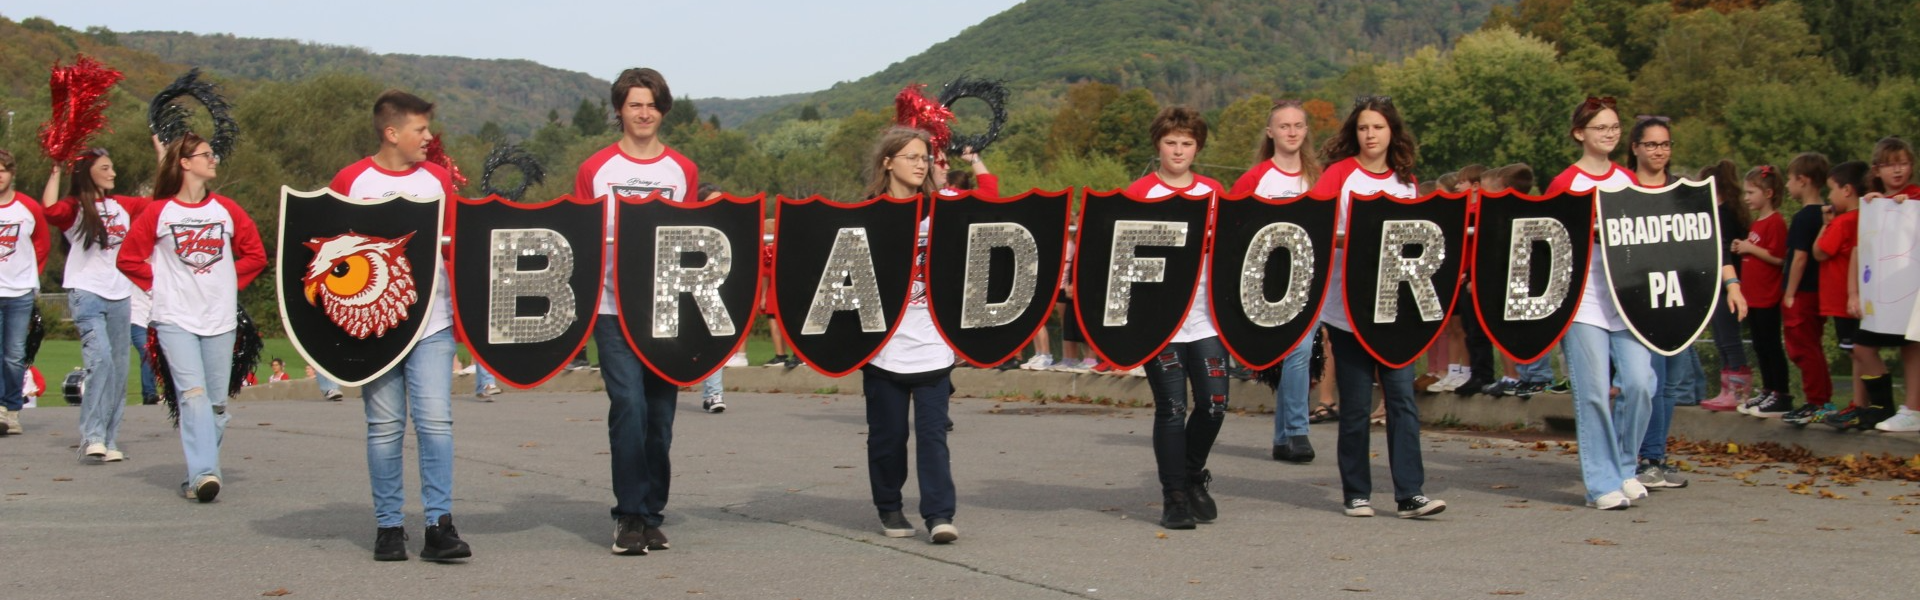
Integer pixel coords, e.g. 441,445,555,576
879,510,915,538
1636,462,1688,489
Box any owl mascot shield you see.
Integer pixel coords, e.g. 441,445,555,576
277,187,446,385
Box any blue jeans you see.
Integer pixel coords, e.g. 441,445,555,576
474,364,496,395
1272,328,1316,443
70,291,131,448
596,319,677,525
1143,336,1230,493
132,324,156,400
701,372,723,401
1564,324,1655,502
153,322,235,486
317,372,341,397
1328,327,1426,502
1643,346,1704,461
0,293,36,411
1515,354,1554,384
864,371,954,524
361,328,456,528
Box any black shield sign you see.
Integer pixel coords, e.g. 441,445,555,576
1210,191,1337,369
617,194,766,386
276,188,443,385
926,189,1071,367
1073,189,1212,368
1470,188,1594,363
773,196,920,377
449,195,605,388
1597,180,1722,355
1342,191,1470,368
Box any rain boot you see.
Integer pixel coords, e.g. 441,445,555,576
1700,370,1743,411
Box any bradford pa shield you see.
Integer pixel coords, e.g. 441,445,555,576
1469,188,1594,363
1072,189,1212,369
1341,190,1470,368
924,189,1071,367
448,195,605,389
277,187,444,386
1209,191,1337,369
772,195,921,377
616,194,765,386
1597,180,1722,356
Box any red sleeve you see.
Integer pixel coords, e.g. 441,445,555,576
976,173,1001,199
1229,166,1265,197
681,155,701,202
118,196,152,224
1761,217,1788,255
1123,175,1158,197
1308,161,1354,197
43,196,78,230
217,196,269,290
328,164,360,195
117,201,164,292
1544,168,1579,195
24,200,50,274
574,150,603,200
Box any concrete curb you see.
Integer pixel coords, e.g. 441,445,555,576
232,365,1920,459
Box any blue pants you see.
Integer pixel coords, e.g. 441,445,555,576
1272,329,1315,444
360,328,456,528
1564,324,1654,502
70,291,131,448
153,322,235,487
863,371,955,524
596,319,677,525
1328,327,1426,502
0,292,35,411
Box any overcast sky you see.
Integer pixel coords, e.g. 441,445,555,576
5,0,1026,99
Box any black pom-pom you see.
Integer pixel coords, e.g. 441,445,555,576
230,306,264,397
148,69,240,160
23,306,44,366
479,144,546,202
936,76,1009,156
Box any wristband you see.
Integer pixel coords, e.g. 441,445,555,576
1723,278,1741,287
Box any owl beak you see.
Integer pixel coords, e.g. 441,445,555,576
304,281,321,306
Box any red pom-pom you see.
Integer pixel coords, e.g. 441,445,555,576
424,137,468,189
894,84,953,160
39,55,124,164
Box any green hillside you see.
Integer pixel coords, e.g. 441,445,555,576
114,30,606,138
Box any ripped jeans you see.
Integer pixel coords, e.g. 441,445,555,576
1142,336,1229,493
152,322,235,487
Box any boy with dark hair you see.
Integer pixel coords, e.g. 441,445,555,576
576,67,700,555
1778,153,1832,423
328,89,471,562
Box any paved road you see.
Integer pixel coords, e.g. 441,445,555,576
4,391,1915,599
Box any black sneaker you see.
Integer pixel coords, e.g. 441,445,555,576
1272,435,1314,463
374,526,408,561
995,361,1020,371
421,514,472,561
1859,404,1898,430
1188,470,1217,523
567,358,592,372
1546,378,1572,394
783,355,804,369
880,510,915,538
762,354,788,367
1396,495,1446,518
1480,379,1518,398
611,515,649,555
1229,366,1255,381
1748,392,1794,418
927,518,959,544
1515,381,1548,399
1160,490,1197,529
1455,377,1491,397
1781,403,1823,426
1343,498,1374,517
142,394,161,406
643,525,670,550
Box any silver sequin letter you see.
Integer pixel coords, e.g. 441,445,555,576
653,226,735,338
1371,220,1446,324
1240,222,1314,328
802,227,887,335
487,228,576,345
960,223,1039,329
1105,220,1189,327
1502,217,1573,321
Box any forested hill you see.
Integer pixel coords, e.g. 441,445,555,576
115,30,606,138
790,0,1507,119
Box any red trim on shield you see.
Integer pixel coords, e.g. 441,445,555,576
771,194,924,378
446,194,606,389
1467,187,1595,364
615,192,768,387
922,188,1074,368
1071,187,1214,370
1209,189,1340,370
1341,189,1471,369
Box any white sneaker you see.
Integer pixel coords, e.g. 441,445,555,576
1875,407,1920,432
84,442,107,459
186,475,221,503
102,449,127,463
1,408,20,435
1621,478,1649,500
1587,491,1631,510
454,365,476,376
482,384,502,397
1021,354,1053,370
725,352,749,367
1428,370,1466,393
1124,366,1145,377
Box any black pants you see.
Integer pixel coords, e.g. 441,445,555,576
1749,306,1789,394
1328,327,1426,502
1457,283,1497,382
864,372,956,524
1142,336,1230,493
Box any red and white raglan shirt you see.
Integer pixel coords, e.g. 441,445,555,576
1310,158,1419,333
330,159,460,338
44,194,150,301
0,192,51,297
574,143,699,319
116,195,267,336
937,173,1002,199
1126,172,1225,344
1547,163,1638,332
1229,161,1309,199
870,216,956,375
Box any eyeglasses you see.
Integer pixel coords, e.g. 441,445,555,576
1635,141,1673,151
892,153,932,165
186,151,217,161
1876,161,1913,171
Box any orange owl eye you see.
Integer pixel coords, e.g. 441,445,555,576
324,255,373,297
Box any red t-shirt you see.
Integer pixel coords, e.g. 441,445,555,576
1815,210,1858,317
1742,212,1787,308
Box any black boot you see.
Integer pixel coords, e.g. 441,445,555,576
421,515,472,561
1161,490,1198,530
373,526,407,562
1188,469,1217,523
1287,435,1315,463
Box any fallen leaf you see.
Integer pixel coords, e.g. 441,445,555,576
502,472,522,477
52,477,72,482
1342,588,1372,593
256,423,272,426
1818,489,1848,500
1156,532,1168,539
1332,555,1352,561
262,589,292,597
1491,591,1526,596
1727,443,1740,454
1187,580,1202,584
1584,538,1616,546
518,442,539,448
1489,484,1515,490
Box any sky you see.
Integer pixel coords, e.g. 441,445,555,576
4,0,1027,99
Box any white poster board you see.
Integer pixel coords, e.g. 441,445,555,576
1856,196,1920,337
